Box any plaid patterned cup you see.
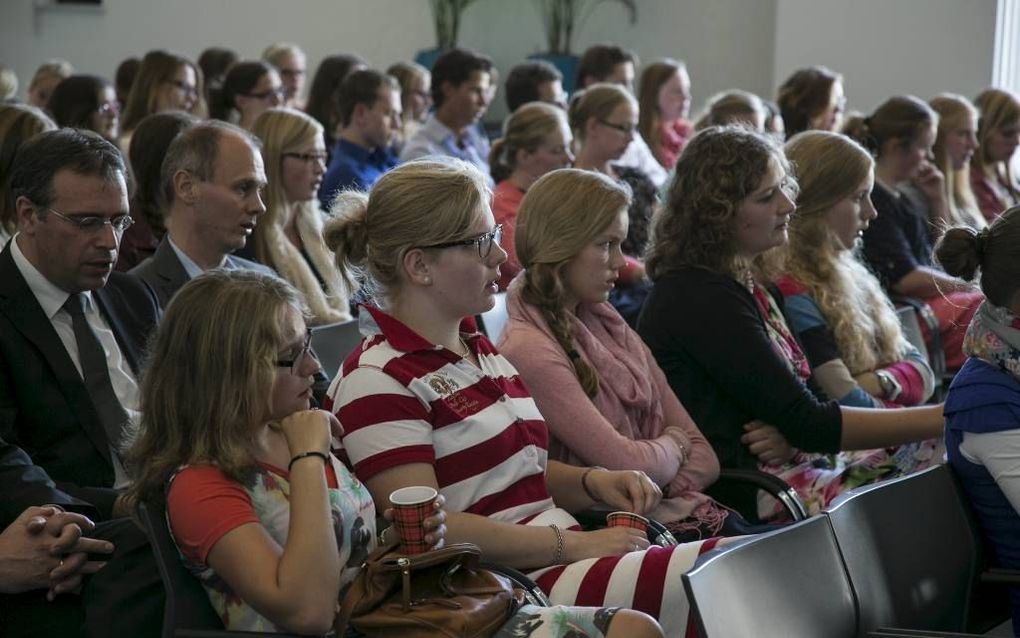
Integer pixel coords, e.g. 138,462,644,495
389,486,439,555
606,511,649,533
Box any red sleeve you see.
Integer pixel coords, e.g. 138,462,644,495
166,466,259,565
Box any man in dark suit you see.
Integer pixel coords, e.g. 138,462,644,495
0,129,164,636
132,120,274,306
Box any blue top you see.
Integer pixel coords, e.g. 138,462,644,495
862,182,933,290
945,358,1020,583
318,139,399,210
398,114,491,183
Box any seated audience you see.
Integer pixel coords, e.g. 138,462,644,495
197,46,238,109
26,59,72,109
116,111,198,271
399,48,494,179
211,60,283,130
971,88,1020,222
500,167,775,539
131,120,274,307
120,50,205,150
844,96,984,370
386,61,431,152
318,69,401,207
569,83,655,315
775,65,845,138
489,101,573,289
306,53,368,157
505,60,567,113
262,42,307,109
0,104,55,245
251,108,352,324
939,206,1020,636
636,58,693,170
575,44,667,187
637,126,944,516
47,74,120,143
924,94,986,229
127,269,659,637
113,57,139,108
773,131,937,409
694,90,766,131
325,158,723,637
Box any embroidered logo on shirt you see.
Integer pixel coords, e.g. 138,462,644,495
426,372,459,396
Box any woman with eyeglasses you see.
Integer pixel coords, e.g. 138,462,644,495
325,158,723,637
119,50,205,151
386,61,431,154
637,126,944,518
211,61,284,131
249,107,351,325
47,75,119,143
569,83,657,324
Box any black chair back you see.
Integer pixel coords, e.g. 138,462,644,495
682,515,858,638
824,465,978,635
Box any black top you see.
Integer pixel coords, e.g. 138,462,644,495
862,182,933,290
636,266,843,472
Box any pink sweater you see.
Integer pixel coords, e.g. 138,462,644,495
498,280,723,527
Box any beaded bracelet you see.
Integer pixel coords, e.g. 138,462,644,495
549,524,564,564
288,450,329,472
581,466,605,502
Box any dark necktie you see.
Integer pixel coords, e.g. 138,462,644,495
63,293,129,458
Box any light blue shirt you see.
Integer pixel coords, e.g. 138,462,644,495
398,114,492,183
167,235,238,279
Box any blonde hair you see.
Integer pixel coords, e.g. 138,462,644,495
774,131,909,374
387,61,430,124
567,82,635,142
0,104,56,236
252,108,351,325
262,42,304,67
516,169,631,397
126,270,306,503
929,94,985,230
694,90,765,131
489,102,568,183
0,65,17,101
121,50,206,133
324,158,491,302
28,59,72,91
973,87,1020,204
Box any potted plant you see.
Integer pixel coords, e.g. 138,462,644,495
415,0,480,69
530,0,637,94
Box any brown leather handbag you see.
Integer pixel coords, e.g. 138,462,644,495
335,541,525,637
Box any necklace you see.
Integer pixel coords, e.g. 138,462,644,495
453,336,471,358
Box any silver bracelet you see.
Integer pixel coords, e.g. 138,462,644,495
549,524,564,564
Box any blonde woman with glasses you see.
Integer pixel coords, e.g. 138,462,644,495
119,50,204,150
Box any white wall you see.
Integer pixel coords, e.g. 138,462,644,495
774,0,998,114
0,0,777,122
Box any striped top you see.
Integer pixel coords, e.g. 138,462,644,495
327,305,556,524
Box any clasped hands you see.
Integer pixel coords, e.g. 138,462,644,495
741,420,798,467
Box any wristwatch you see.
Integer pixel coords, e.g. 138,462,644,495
875,369,902,401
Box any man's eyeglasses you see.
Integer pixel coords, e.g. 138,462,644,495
43,206,134,234
166,80,199,98
244,87,286,101
283,151,328,164
276,329,317,375
598,119,636,137
419,225,503,260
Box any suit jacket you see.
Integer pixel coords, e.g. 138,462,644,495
0,243,160,520
0,436,97,529
131,236,276,308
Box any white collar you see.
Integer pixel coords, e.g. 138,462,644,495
10,234,95,320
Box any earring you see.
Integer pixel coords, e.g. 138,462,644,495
423,277,432,285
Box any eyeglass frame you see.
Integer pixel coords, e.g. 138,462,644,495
166,79,199,98
282,151,328,164
417,224,503,260
597,118,636,136
39,204,134,234
275,329,317,375
243,87,286,101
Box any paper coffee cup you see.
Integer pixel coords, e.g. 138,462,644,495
389,486,439,554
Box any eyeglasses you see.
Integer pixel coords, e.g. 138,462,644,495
598,119,636,136
43,206,134,234
166,80,199,98
96,102,119,116
244,87,286,101
419,225,503,260
276,329,317,375
278,69,305,78
283,151,328,164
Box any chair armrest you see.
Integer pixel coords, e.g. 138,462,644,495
479,562,551,607
892,296,947,379
713,469,809,522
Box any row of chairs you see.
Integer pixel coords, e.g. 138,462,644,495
683,464,1014,638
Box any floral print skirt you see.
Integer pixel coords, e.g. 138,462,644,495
495,605,621,637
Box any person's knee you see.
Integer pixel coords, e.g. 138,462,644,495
605,608,664,638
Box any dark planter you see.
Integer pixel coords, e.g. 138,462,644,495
529,52,580,95
414,47,444,71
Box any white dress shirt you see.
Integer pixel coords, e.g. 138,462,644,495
617,134,669,188
11,235,137,488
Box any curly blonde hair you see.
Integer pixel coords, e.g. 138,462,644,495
776,131,909,374
515,169,631,397
647,126,788,280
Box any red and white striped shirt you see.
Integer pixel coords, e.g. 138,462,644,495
327,305,556,523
